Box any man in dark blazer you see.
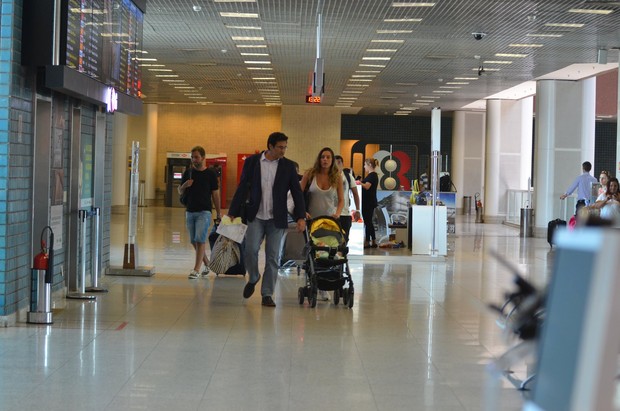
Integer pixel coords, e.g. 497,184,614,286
228,132,306,307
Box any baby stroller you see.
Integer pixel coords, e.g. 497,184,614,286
298,216,354,308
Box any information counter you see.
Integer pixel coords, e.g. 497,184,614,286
409,206,447,255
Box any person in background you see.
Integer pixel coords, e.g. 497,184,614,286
589,177,620,225
178,146,221,279
228,132,306,308
560,161,598,216
334,155,360,242
300,147,344,302
361,158,379,249
596,170,610,200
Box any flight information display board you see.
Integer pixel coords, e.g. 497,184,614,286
65,0,143,97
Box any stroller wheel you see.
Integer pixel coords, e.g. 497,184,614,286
347,287,354,308
342,288,349,306
298,287,305,305
310,287,318,308
333,289,340,305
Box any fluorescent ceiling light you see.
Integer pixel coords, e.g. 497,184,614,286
347,84,370,87
359,64,386,68
214,0,256,2
247,67,273,70
352,75,377,78
370,39,405,43
236,44,267,48
433,90,453,93
133,57,157,61
356,70,381,73
496,53,528,58
148,68,173,72
392,2,436,7
568,8,613,15
343,91,363,93
376,30,412,34
226,25,262,30
188,96,208,99
454,77,477,80
472,67,500,71
362,57,391,60
483,60,513,64
544,23,584,28
526,33,563,38
412,102,429,105
339,97,358,100
156,74,179,77
440,86,461,89
401,107,419,110
416,100,435,103
509,43,543,47
421,96,439,99
140,64,165,67
175,86,195,89
384,18,422,22
162,80,185,82
232,36,264,41
349,79,373,82
252,77,275,80
244,60,271,64
446,82,469,85
220,12,259,18
366,49,398,52
240,53,269,56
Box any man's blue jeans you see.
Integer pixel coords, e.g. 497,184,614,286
244,218,285,297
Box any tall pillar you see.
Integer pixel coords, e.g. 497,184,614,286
533,78,596,236
452,111,485,212
145,104,158,202
484,98,534,223
112,113,128,208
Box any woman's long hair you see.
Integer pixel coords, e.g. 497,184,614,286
606,177,619,198
307,147,340,188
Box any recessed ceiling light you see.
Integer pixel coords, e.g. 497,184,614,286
440,86,461,89
454,77,477,80
352,75,377,78
376,30,413,34
140,64,165,67
359,64,387,68
214,0,256,2
244,60,271,64
188,96,208,99
236,44,267,48
421,96,440,99
387,90,406,93
392,2,436,7
416,100,435,103
232,36,264,41
252,77,275,80
483,60,513,64
356,70,381,73
343,91,364,93
148,68,173,72
366,49,398,52
339,97,358,100
162,80,185,82
433,90,453,93
192,5,201,11
225,25,262,30
526,33,563,38
568,8,613,15
544,23,584,28
247,67,273,70
471,67,500,71
240,53,269,56
220,12,259,18
174,86,195,89
349,79,373,81
495,53,528,58
156,74,179,77
133,57,157,61
509,43,543,47
371,39,405,43
347,84,370,87
362,57,391,60
446,82,469,85
384,18,422,22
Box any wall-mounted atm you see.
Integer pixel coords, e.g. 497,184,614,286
165,152,228,208
165,153,191,207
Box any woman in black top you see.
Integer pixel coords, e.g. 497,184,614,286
361,158,379,248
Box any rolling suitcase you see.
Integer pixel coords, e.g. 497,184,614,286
547,219,566,248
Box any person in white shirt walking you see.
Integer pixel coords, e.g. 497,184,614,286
560,161,598,216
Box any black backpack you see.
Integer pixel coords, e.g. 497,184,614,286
180,168,192,205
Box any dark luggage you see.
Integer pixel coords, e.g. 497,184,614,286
208,225,246,275
547,219,566,248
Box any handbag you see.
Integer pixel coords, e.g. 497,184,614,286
209,235,241,274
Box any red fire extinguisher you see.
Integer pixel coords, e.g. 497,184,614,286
33,240,49,270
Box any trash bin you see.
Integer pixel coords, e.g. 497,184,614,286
520,208,533,237
462,196,472,215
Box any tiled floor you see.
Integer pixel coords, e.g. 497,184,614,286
0,206,556,411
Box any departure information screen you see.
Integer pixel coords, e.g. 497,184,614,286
65,0,143,97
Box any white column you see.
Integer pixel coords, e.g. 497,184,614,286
145,104,158,201
452,111,486,213
484,100,502,222
112,113,128,207
520,96,534,191
534,78,596,236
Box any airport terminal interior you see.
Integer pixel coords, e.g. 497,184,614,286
0,206,595,411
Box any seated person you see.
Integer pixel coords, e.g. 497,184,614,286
583,177,620,225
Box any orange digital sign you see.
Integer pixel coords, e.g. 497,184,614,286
305,95,322,104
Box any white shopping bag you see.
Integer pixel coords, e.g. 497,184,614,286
216,222,247,243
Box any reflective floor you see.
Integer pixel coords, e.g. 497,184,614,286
0,206,557,411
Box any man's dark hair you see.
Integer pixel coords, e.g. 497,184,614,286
267,132,288,149
191,146,205,157
582,161,592,172
334,155,344,162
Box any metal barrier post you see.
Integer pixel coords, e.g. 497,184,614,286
67,210,96,300
86,207,108,293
